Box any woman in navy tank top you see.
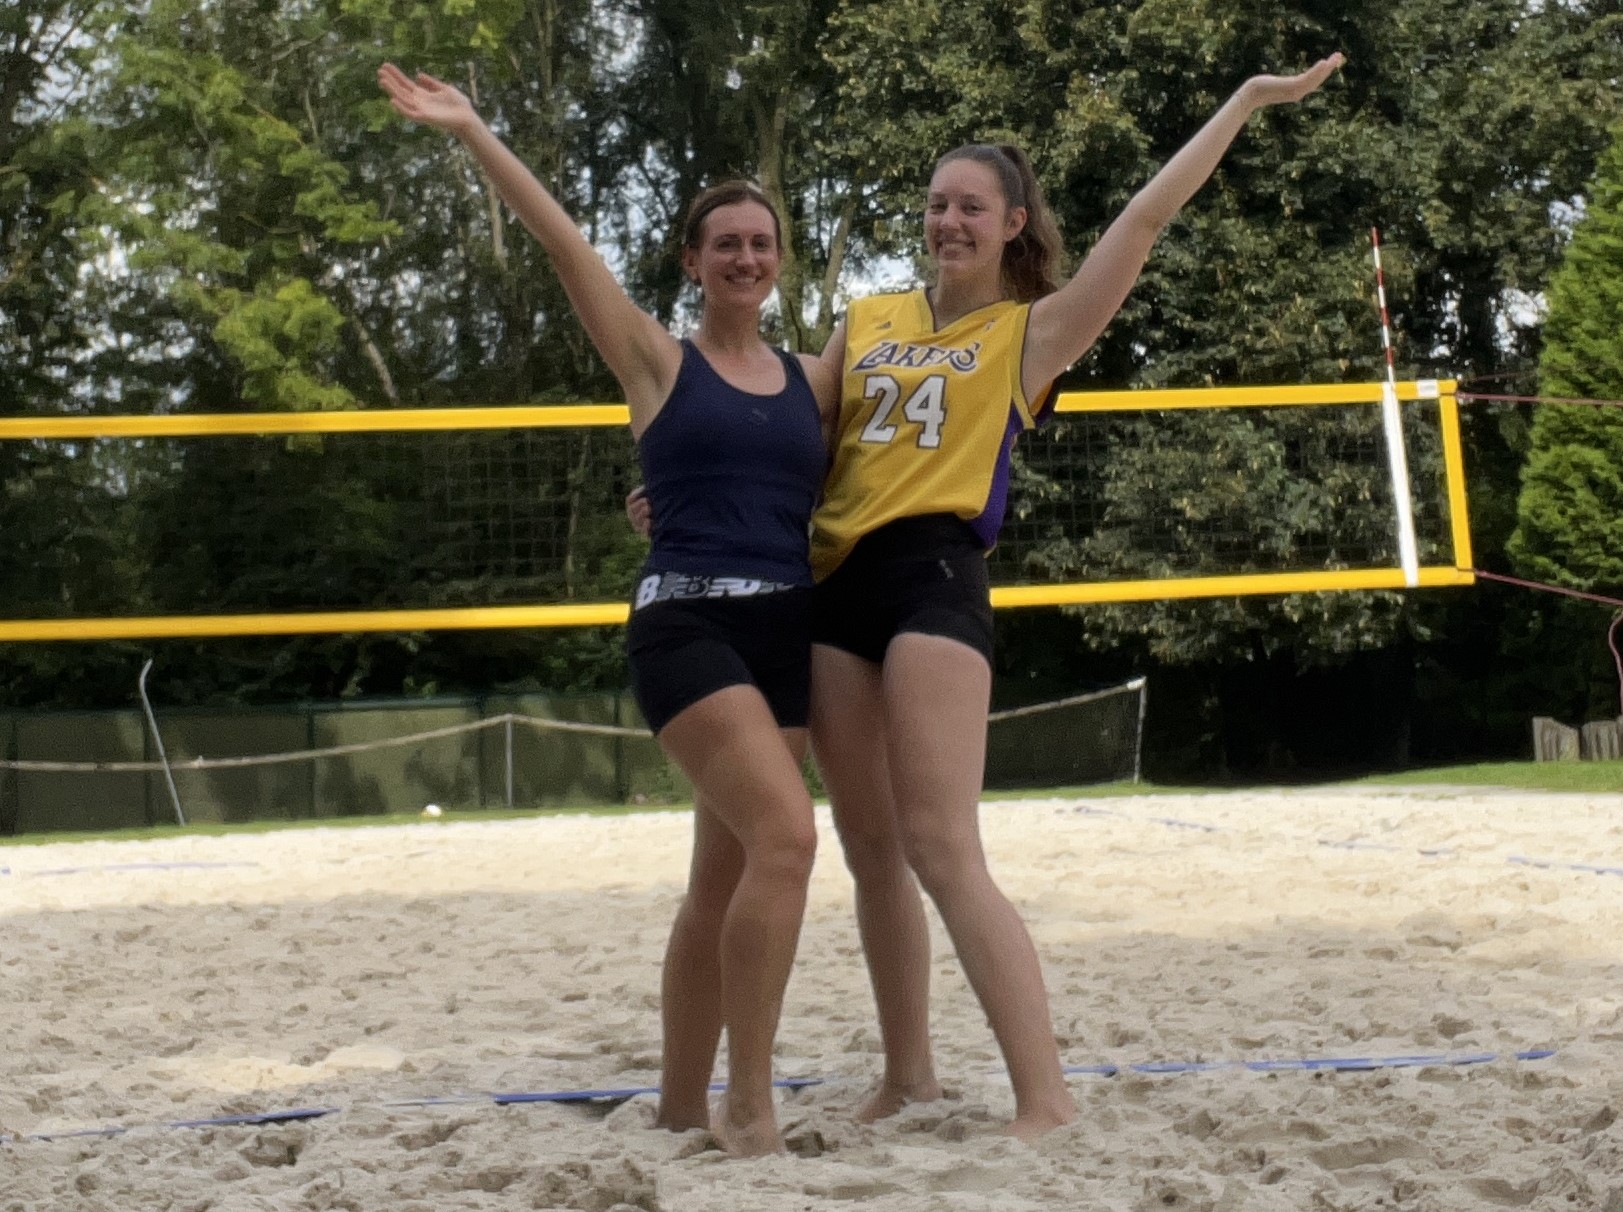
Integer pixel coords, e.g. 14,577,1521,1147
380,65,835,1157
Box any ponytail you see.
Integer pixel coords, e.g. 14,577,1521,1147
933,143,1065,302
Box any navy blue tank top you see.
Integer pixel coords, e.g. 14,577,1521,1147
636,341,826,585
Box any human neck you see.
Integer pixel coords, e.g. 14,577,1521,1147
926,274,1006,328
692,307,767,358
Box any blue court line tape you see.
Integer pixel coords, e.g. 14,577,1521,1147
1065,803,1616,878
1318,840,1457,858
485,1076,824,1106
166,1106,339,1129
1063,1048,1556,1078
20,861,263,878
7,1106,340,1143
1,1052,1557,1145
1145,816,1226,833
1508,855,1623,877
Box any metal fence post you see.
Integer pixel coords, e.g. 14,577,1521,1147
505,715,515,810
138,660,186,826
1132,677,1149,785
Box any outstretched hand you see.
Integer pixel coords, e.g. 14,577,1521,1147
377,63,478,134
1245,53,1345,107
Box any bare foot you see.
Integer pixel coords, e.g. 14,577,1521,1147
711,1095,785,1158
653,1108,709,1133
855,1078,946,1123
1002,1099,1077,1143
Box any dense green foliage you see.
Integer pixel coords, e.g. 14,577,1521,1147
1501,120,1623,729
1510,122,1623,599
3,0,1620,773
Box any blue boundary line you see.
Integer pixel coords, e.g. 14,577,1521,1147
5,819,1613,880
5,861,263,878
1062,1049,1556,1077
1508,855,1623,877
485,1076,825,1106
1063,803,1616,878
0,1050,1557,1145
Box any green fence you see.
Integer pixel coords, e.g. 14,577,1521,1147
2,681,1144,837
0,693,687,836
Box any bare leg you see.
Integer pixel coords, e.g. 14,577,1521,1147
657,689,815,1157
810,644,942,1120
654,795,741,1131
882,633,1076,1140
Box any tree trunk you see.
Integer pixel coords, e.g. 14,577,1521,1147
753,89,805,350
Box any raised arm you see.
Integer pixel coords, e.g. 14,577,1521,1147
1021,54,1344,400
378,65,679,433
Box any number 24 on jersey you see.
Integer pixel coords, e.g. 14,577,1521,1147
858,374,947,449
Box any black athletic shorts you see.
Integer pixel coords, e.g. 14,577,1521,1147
811,514,995,666
627,572,813,734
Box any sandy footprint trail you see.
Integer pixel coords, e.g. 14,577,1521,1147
1,788,1620,1211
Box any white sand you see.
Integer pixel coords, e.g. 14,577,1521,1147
2,787,1620,1211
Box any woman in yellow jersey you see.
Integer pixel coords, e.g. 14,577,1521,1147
806,54,1346,1139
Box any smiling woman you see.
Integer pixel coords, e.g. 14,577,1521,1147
802,55,1347,1142
377,63,837,1157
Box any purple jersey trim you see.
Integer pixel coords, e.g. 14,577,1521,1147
1031,381,1058,427
969,404,1026,548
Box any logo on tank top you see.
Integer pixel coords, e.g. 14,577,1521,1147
852,340,981,375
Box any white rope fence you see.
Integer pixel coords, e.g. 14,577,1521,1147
0,712,650,775
986,677,1145,722
1,680,1147,776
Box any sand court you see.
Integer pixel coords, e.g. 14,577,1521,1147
2,787,1620,1210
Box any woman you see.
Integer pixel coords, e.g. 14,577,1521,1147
378,65,837,1157
629,55,1345,1139
806,54,1347,1139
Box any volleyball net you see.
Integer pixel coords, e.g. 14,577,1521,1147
0,380,1472,642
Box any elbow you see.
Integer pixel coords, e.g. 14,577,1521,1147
1120,197,1170,239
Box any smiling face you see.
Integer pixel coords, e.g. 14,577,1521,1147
683,199,782,311
924,157,1027,289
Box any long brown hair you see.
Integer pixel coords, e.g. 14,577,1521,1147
932,144,1064,301
681,180,783,252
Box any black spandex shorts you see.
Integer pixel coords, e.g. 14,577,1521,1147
627,577,813,734
811,515,995,666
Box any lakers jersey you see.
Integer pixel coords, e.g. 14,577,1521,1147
810,289,1051,579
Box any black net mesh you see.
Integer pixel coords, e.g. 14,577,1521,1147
984,682,1145,790
5,394,1461,622
7,427,643,617
992,399,1455,588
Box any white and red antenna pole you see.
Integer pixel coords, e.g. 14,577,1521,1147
1372,227,1420,588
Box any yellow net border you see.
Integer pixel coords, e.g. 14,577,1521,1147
0,380,1471,640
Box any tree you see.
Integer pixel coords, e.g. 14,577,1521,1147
1509,122,1623,597
1501,121,1623,726
0,1,155,708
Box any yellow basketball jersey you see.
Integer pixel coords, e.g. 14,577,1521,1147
810,289,1049,579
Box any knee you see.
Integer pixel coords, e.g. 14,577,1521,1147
679,879,735,928
749,801,818,884
897,813,979,897
833,803,906,884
